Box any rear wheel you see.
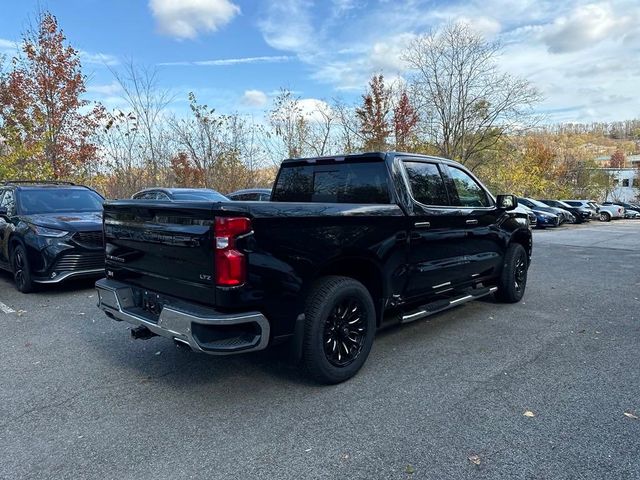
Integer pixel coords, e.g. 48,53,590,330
599,211,611,222
495,243,528,303
302,276,376,384
11,244,35,293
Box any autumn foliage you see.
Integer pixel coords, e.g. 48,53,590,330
356,74,392,151
0,13,103,179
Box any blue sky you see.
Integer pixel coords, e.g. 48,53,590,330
1,0,639,122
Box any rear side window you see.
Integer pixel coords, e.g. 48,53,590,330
272,161,390,204
403,161,449,206
446,167,490,207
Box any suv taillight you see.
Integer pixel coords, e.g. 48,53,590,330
214,216,252,286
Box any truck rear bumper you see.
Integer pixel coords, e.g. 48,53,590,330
95,278,270,355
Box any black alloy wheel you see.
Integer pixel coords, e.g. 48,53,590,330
495,243,528,303
11,244,35,293
514,252,527,295
302,276,376,384
323,298,367,367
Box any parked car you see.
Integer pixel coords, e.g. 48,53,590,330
594,203,624,222
539,199,591,223
531,208,560,228
132,188,228,201
517,197,573,224
0,181,105,292
96,152,532,384
562,200,599,218
602,202,640,219
227,188,272,201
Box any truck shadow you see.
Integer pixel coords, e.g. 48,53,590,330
86,298,504,391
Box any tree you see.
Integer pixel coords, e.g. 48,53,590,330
609,148,626,168
0,12,103,178
111,62,173,184
355,74,392,151
402,22,541,168
393,89,419,151
267,89,308,160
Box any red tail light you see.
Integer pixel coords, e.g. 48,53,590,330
214,217,251,286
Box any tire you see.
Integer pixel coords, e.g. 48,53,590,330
302,276,376,384
599,212,611,222
10,244,35,293
495,243,528,303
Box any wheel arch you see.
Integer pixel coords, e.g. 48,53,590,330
509,228,532,262
313,256,385,326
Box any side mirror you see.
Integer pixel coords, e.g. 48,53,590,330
497,195,517,211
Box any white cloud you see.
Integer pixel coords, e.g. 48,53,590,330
86,81,123,96
298,98,332,123
159,55,292,66
0,38,16,51
149,0,240,39
258,0,314,53
79,51,120,66
256,0,640,122
541,3,636,53
242,89,268,107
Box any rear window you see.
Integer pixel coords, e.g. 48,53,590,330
18,188,103,214
272,160,390,203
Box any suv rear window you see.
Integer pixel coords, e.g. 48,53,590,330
272,160,390,203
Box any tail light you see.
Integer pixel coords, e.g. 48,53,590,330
214,216,251,286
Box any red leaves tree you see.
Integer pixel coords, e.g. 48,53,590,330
393,89,419,151
356,74,392,151
0,12,103,178
170,152,205,187
609,148,626,168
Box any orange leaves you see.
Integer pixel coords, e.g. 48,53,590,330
0,11,102,179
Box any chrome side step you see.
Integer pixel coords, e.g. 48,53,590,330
401,286,498,324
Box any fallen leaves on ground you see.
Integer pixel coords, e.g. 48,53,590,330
405,464,416,474
468,455,481,465
623,412,638,420
523,410,536,417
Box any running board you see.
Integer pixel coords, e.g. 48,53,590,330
401,286,498,324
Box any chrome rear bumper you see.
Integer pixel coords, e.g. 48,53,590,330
95,278,270,354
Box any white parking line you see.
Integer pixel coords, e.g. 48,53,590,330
0,300,16,314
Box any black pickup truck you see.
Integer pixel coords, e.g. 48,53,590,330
96,152,531,383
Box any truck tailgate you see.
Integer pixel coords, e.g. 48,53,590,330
103,201,218,305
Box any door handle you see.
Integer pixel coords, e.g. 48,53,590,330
414,221,430,228
466,219,479,225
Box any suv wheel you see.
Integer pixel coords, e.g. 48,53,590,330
11,244,35,293
599,211,611,222
302,276,376,384
495,243,528,303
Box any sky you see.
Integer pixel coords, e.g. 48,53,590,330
0,0,639,123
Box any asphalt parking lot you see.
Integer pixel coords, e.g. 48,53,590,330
1,221,639,480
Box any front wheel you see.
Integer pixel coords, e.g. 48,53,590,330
11,244,35,293
599,212,611,222
302,276,376,384
495,243,528,303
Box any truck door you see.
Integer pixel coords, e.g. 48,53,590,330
441,165,504,281
400,160,468,300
